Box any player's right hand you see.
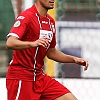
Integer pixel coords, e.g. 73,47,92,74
30,37,50,48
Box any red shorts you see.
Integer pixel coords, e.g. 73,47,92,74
6,75,70,100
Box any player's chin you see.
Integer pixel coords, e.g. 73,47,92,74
47,6,54,9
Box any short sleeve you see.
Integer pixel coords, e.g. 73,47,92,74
7,12,30,39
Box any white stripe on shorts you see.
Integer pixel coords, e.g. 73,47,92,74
15,80,22,100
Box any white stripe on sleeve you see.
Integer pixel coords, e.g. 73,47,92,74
7,33,19,38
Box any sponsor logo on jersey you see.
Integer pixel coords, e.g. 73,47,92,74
14,21,21,27
40,30,53,42
42,21,48,24
17,16,25,20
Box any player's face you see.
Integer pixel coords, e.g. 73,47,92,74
39,0,55,9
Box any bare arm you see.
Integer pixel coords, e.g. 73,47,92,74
47,47,88,71
6,36,50,50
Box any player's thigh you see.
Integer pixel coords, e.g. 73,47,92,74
18,80,41,100
6,79,19,100
40,75,71,100
6,79,41,100
55,93,78,100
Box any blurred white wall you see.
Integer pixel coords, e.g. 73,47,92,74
0,78,7,100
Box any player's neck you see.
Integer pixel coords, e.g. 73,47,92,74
35,4,48,17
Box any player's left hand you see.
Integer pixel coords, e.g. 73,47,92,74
74,57,89,71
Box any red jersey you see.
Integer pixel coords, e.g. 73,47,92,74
6,5,56,81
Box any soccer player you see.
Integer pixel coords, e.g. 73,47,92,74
6,0,88,100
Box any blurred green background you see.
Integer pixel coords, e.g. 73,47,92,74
0,0,14,77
